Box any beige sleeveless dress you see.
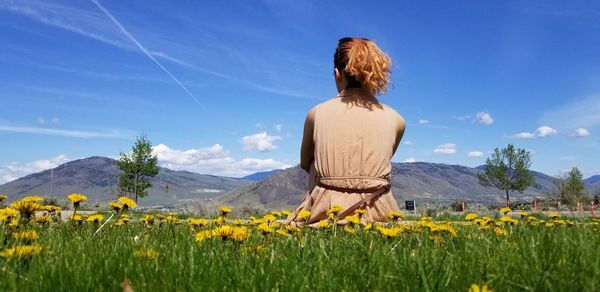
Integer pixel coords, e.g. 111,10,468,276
286,91,405,225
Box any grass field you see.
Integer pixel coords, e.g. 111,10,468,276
1,195,600,291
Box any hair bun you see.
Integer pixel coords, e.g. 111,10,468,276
343,39,392,95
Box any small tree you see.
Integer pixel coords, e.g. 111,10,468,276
477,144,536,207
562,167,586,205
117,136,160,203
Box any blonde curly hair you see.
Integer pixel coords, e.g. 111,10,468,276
334,37,392,96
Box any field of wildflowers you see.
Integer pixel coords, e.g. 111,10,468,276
1,194,599,291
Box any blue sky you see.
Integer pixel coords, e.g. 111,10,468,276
1,0,599,182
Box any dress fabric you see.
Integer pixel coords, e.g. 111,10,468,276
286,96,403,225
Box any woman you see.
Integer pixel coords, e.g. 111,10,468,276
286,37,406,225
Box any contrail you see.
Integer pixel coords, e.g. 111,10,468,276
90,0,206,110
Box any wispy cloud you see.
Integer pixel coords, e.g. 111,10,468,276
89,0,206,110
433,143,457,155
540,93,600,130
508,126,558,139
0,0,197,68
467,151,484,158
0,124,129,139
0,154,71,184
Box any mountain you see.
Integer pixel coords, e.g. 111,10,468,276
220,162,559,210
242,169,282,181
585,175,600,193
0,156,251,207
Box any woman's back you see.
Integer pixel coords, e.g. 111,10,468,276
313,93,403,188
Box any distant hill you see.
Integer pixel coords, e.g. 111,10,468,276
220,162,561,210
242,169,282,181
0,156,251,207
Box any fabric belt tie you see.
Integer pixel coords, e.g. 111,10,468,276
316,181,390,220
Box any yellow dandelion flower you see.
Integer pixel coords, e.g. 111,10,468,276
232,219,244,226
117,197,137,209
276,229,289,236
317,220,330,229
545,222,555,227
67,193,87,204
142,214,155,225
211,216,225,226
499,207,511,214
344,215,361,225
548,213,561,219
34,215,51,225
213,225,233,238
527,216,538,222
195,230,216,242
134,249,159,260
469,283,492,292
0,208,19,220
363,223,373,231
298,210,311,221
12,230,39,241
257,222,275,234
109,201,123,211
43,205,61,212
282,210,292,217
70,214,83,223
263,214,277,222
230,226,250,242
271,211,282,218
114,219,125,226
376,226,402,238
0,194,7,201
188,218,209,227
156,213,166,220
386,211,404,221
284,225,300,233
327,205,343,220
429,224,457,237
10,200,43,219
22,196,44,203
219,207,233,216
0,245,43,259
354,209,367,216
516,211,528,217
420,216,433,222
344,225,356,234
86,214,105,223
465,213,478,221
494,227,507,236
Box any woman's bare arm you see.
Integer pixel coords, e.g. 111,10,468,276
392,115,406,155
300,107,316,172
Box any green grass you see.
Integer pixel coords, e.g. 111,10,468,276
1,216,599,291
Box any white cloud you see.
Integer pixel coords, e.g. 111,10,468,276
536,126,558,137
468,151,484,158
0,124,128,139
572,128,590,138
433,143,457,154
152,144,291,177
475,112,494,125
240,132,282,152
403,157,417,163
418,119,429,124
403,140,414,145
274,124,283,132
452,114,470,121
0,155,71,184
509,126,558,139
36,117,45,125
